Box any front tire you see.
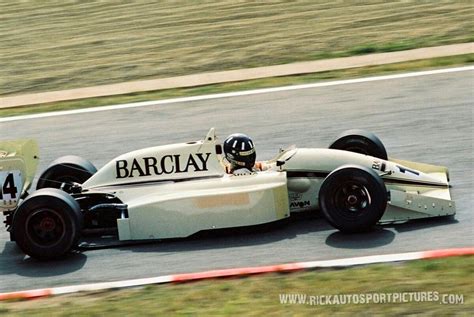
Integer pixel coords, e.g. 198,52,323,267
12,188,83,260
36,155,97,190
319,165,387,233
329,129,388,160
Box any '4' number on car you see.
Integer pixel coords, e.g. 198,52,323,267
1,171,21,201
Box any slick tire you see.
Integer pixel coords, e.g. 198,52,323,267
319,165,387,233
36,155,97,190
12,188,83,260
329,129,388,160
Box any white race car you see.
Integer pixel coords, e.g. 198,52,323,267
2,128,455,260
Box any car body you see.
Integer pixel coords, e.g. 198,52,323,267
2,128,455,259
0,140,39,229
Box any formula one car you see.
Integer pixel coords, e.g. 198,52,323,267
1,128,455,260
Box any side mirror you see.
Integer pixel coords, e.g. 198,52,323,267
276,160,285,167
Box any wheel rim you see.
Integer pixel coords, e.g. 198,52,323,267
25,208,66,248
333,181,372,217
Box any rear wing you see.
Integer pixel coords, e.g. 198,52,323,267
0,139,39,210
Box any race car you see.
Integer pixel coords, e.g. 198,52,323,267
2,128,455,260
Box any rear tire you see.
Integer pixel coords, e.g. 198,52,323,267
319,165,387,233
329,129,388,160
36,155,96,190
12,188,83,260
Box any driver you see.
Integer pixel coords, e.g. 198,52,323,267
223,133,266,175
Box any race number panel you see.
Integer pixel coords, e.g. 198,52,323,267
1,170,22,208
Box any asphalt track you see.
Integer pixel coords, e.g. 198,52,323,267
1,69,472,292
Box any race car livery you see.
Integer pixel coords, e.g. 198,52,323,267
2,128,455,260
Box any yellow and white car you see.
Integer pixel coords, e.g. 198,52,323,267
2,128,455,260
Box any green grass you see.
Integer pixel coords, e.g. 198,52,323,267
1,54,473,118
1,256,472,316
1,1,473,96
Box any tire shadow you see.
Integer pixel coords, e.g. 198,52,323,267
0,241,87,278
325,227,395,249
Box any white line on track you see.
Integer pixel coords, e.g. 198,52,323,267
1,66,473,123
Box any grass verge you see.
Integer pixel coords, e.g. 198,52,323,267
1,54,473,118
1,1,473,96
1,256,472,316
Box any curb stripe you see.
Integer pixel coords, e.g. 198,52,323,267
1,247,472,301
0,289,52,301
422,247,474,259
51,275,173,295
299,251,425,269
171,263,304,283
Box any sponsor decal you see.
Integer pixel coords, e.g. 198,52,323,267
116,153,211,178
372,160,381,170
289,193,311,209
290,200,311,208
372,160,386,172
289,192,303,200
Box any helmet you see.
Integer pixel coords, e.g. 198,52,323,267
223,133,256,170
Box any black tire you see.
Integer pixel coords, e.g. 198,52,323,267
319,165,387,233
329,129,388,160
36,155,97,190
12,188,83,260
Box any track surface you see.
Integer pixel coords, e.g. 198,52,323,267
1,70,472,292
